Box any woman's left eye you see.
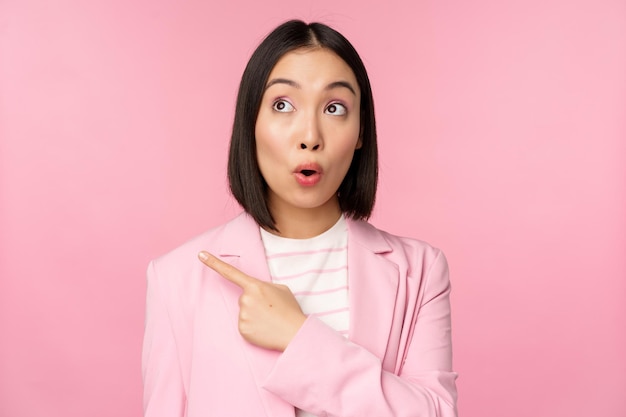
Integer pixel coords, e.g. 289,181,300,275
325,103,347,115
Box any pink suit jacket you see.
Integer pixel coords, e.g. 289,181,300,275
142,212,458,417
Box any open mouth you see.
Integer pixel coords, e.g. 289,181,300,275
294,164,322,186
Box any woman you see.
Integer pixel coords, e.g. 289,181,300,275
142,19,458,417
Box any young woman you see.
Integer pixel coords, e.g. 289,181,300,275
142,20,458,417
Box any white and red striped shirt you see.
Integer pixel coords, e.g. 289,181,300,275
260,216,350,417
259,215,350,338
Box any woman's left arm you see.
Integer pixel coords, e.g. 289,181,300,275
262,250,458,417
198,249,457,417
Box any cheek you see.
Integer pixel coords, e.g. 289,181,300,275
335,126,362,155
330,140,360,178
255,113,286,152
340,113,362,151
255,120,277,159
254,121,288,183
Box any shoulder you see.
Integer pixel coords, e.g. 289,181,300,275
147,212,256,282
348,219,448,276
348,218,444,259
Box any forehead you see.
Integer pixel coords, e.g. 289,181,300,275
267,47,359,92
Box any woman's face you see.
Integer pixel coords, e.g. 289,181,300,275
255,47,362,221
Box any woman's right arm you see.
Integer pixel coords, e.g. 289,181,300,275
142,261,186,417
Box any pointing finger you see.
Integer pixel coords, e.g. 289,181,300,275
198,251,255,289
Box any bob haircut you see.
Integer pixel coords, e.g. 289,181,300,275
228,19,378,231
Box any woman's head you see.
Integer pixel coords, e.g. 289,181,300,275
228,20,378,230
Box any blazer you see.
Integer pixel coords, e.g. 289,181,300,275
142,212,458,417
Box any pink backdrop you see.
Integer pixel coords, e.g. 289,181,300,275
1,0,625,416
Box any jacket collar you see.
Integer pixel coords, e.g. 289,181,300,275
217,211,393,257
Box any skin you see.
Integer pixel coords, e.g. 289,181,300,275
254,47,362,239
199,47,362,352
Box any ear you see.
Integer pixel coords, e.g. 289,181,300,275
355,125,363,149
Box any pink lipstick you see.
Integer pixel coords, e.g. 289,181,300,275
294,163,322,186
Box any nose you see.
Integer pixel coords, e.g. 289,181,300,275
300,142,319,150
298,112,322,151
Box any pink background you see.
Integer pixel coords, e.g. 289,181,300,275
1,0,625,416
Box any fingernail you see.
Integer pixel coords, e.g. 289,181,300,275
198,251,210,261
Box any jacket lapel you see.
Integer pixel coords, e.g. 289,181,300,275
216,213,295,417
213,214,400,414
346,219,400,369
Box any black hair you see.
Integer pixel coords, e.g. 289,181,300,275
227,19,378,231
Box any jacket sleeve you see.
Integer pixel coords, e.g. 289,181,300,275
262,250,457,417
142,261,187,417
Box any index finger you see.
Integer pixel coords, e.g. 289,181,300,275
198,251,255,289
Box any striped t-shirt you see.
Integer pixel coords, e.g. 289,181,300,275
259,215,350,338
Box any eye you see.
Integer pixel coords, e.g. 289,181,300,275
272,99,295,113
325,102,347,116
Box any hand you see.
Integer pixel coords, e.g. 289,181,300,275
198,251,307,352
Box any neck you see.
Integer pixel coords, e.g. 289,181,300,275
266,199,342,239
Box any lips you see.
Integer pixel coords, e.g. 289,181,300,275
294,162,322,186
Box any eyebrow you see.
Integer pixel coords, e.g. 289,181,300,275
264,78,357,96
